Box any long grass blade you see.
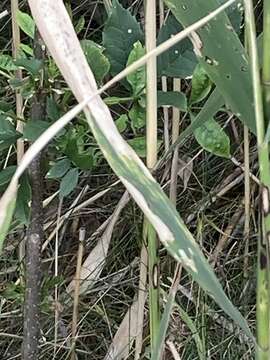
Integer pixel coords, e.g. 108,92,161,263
26,0,254,340
244,0,270,358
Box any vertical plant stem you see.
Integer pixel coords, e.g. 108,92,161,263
263,0,270,123
170,78,181,202
145,0,159,350
159,0,169,151
71,227,85,360
11,0,25,274
244,1,270,358
23,31,46,360
53,199,62,359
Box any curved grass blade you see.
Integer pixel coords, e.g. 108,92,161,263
151,288,205,360
27,0,254,340
165,0,256,134
0,179,18,252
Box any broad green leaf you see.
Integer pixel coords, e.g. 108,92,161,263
0,113,21,151
16,10,35,39
157,15,197,78
157,91,187,111
24,120,50,141
14,58,43,76
60,168,79,198
46,97,61,121
0,115,20,140
81,40,110,83
0,166,17,188
217,0,243,34
190,63,212,105
129,103,146,130
46,158,71,179
70,153,93,171
0,179,18,253
165,0,256,133
0,54,17,71
126,41,146,96
193,116,230,158
115,114,128,133
15,174,31,225
103,0,143,75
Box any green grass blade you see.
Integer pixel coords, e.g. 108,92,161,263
165,0,256,133
85,107,254,341
29,0,254,341
0,179,18,252
151,288,206,360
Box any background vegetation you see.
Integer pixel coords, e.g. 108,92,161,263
0,0,266,359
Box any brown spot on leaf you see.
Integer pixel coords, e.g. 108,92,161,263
260,251,267,269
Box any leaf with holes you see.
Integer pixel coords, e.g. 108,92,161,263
157,14,197,78
103,0,143,75
165,0,255,133
217,0,243,33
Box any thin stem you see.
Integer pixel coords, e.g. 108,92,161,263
11,0,24,161
71,228,85,360
263,0,270,122
11,0,25,280
145,0,159,350
244,1,270,358
159,0,169,151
